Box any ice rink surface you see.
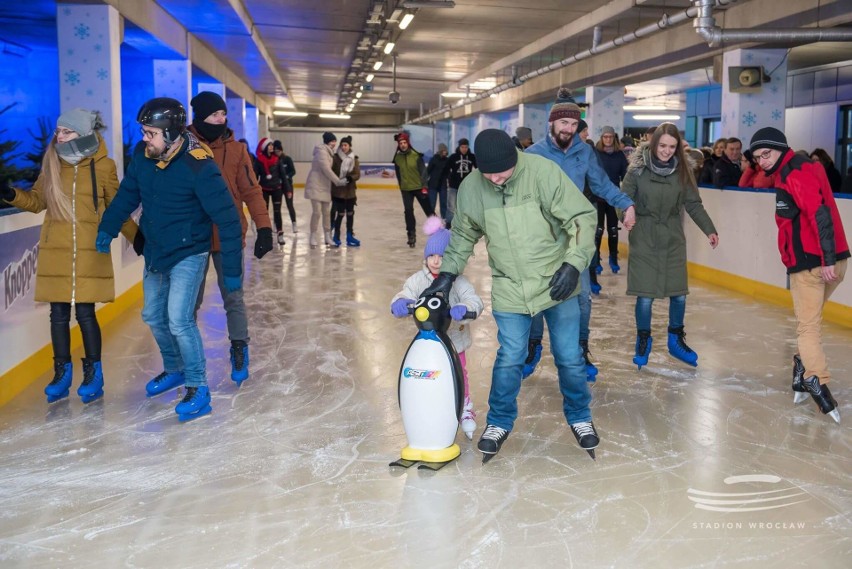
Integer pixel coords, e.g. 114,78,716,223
1,190,850,568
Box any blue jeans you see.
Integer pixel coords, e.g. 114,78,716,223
489,297,591,431
529,268,592,343
428,185,448,220
634,295,686,331
141,253,209,387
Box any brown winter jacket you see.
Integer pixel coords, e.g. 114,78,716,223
7,135,137,303
188,125,271,251
331,151,360,200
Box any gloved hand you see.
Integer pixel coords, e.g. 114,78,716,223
132,230,145,256
345,175,353,184
549,262,580,301
0,179,16,201
450,305,468,321
421,272,456,299
95,230,114,254
254,227,273,259
391,298,413,318
223,275,242,293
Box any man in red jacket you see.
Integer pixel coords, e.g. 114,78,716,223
751,127,849,423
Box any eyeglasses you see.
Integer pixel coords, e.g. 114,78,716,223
754,149,774,161
140,127,162,140
54,128,76,137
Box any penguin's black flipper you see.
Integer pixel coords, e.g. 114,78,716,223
389,458,418,469
417,461,452,471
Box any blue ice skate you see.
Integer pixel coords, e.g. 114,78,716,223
45,360,73,403
77,359,104,403
667,326,698,367
175,386,212,422
230,341,249,385
633,331,652,370
522,340,543,379
146,371,185,397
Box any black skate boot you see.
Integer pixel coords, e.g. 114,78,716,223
792,355,808,404
478,424,510,463
801,376,840,424
406,232,416,248
570,421,599,460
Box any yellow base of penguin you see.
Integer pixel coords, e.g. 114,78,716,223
400,444,460,464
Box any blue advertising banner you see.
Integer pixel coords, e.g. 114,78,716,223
2,225,41,316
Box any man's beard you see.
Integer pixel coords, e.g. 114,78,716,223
146,143,165,159
550,125,573,149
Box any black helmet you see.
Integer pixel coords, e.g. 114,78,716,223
137,97,186,144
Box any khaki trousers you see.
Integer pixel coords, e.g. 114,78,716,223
789,259,847,384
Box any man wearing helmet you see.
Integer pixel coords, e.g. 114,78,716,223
96,97,243,422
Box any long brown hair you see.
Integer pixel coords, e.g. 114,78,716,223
649,122,695,189
595,133,622,152
41,137,73,222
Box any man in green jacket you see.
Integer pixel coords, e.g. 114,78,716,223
393,132,434,247
422,129,599,461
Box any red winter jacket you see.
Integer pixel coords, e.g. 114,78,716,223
773,150,849,273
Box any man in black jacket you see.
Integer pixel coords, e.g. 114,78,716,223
426,143,450,219
441,138,477,228
712,137,743,188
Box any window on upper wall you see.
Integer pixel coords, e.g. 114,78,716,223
702,118,721,147
840,105,852,189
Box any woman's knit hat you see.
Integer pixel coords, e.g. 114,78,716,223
323,132,336,144
340,135,352,146
57,108,102,137
423,216,451,259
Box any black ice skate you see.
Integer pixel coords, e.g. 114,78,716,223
792,355,809,405
478,424,509,464
570,421,599,460
801,376,840,424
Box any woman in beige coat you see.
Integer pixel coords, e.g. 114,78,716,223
304,132,345,248
0,109,137,404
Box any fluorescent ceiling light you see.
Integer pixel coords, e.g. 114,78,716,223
441,92,468,98
319,113,351,119
632,114,681,120
366,73,375,82
489,94,497,98
383,42,395,55
467,79,496,90
356,92,363,98
274,96,295,109
373,61,383,70
399,13,414,29
623,105,667,111
273,110,308,117
403,1,456,8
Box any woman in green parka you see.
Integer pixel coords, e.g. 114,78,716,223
621,123,719,369
0,109,137,404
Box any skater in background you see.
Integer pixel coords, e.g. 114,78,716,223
329,135,361,247
594,125,628,277
272,140,298,232
441,138,477,229
393,132,433,247
426,142,449,220
97,97,243,421
422,129,599,461
0,108,139,404
305,132,341,248
391,216,484,439
622,122,719,370
750,127,848,423
255,137,286,245
187,91,273,386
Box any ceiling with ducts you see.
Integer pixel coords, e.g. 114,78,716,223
3,0,852,125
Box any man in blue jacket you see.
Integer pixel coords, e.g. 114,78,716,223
525,88,636,381
97,98,243,421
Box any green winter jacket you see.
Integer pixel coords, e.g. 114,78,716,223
441,151,597,315
393,149,426,191
622,145,717,298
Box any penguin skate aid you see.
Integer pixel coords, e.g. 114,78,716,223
389,292,479,471
389,216,483,470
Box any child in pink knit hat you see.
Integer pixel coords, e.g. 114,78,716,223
390,216,484,439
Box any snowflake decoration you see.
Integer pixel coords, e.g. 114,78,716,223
74,24,90,39
86,89,93,96
64,70,81,85
771,109,782,121
156,66,167,78
742,111,757,127
770,85,779,94
63,7,71,15
66,48,74,56
97,68,108,80
745,53,754,62
604,98,614,108
94,44,102,52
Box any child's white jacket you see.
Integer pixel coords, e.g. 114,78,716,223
391,268,484,353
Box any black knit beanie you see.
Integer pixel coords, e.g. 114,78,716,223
458,138,469,146
749,127,788,153
475,129,518,174
340,135,352,146
272,140,283,151
323,132,337,144
190,91,227,121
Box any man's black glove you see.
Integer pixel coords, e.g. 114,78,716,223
0,179,16,202
549,262,580,301
421,272,457,299
254,227,274,259
345,175,353,184
132,230,145,256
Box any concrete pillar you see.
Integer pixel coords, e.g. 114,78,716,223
244,105,259,148
435,121,451,151
226,96,246,141
153,59,191,116
57,3,123,176
586,86,625,142
258,112,269,141
518,103,548,143
721,48,787,142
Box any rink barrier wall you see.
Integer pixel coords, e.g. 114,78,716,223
0,282,143,408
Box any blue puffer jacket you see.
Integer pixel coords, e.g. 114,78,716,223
99,133,242,277
526,135,633,210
